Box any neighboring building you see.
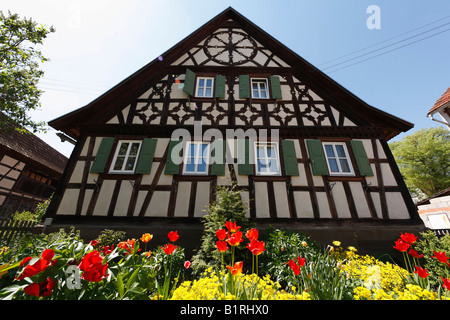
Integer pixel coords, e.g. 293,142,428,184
45,8,423,253
0,116,68,217
419,87,450,233
416,187,450,231
428,86,450,130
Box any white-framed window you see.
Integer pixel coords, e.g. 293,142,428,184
322,142,354,176
195,77,214,98
183,141,210,175
254,142,281,175
251,78,269,99
110,141,142,173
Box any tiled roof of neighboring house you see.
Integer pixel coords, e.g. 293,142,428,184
428,86,450,115
415,187,450,206
0,116,68,175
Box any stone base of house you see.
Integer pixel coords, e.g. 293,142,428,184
44,216,425,260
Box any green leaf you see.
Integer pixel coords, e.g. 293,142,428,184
116,273,124,298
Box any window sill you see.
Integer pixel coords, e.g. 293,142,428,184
101,173,140,180
325,175,364,182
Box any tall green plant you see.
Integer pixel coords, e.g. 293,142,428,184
190,183,252,275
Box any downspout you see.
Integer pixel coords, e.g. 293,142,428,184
427,113,450,129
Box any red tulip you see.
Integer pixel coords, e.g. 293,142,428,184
441,277,450,291
102,244,114,256
414,266,429,279
184,261,191,269
297,256,306,267
287,258,301,276
168,231,179,242
216,240,229,253
118,239,140,255
163,243,177,255
78,251,108,282
16,249,55,281
225,221,241,233
408,248,423,259
216,229,227,241
432,251,449,264
226,261,243,276
227,231,243,246
247,239,265,256
400,233,417,244
393,239,410,252
24,277,55,297
245,228,259,241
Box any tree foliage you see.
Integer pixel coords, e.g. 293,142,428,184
0,11,55,132
389,127,450,198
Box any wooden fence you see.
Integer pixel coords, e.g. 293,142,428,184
431,228,450,238
0,218,37,245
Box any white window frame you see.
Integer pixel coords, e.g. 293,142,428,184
109,140,142,174
195,77,214,98
183,141,210,175
251,78,269,99
322,142,355,176
254,142,281,176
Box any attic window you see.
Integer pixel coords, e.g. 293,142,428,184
251,78,269,99
196,77,214,98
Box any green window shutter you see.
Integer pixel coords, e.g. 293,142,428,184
215,75,226,99
281,140,299,176
270,75,282,100
210,139,226,176
350,140,374,176
164,139,182,175
183,68,196,96
237,139,253,175
306,139,329,176
238,75,250,99
135,138,157,174
90,137,115,173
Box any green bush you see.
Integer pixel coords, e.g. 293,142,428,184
415,230,450,286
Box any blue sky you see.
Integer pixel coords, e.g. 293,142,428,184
1,0,449,157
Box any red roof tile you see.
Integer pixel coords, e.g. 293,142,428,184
0,114,68,175
429,86,450,115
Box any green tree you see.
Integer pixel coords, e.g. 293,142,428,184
0,11,55,132
190,183,253,275
389,127,450,198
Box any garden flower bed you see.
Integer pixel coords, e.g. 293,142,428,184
1,221,450,301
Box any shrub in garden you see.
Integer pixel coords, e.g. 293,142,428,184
190,183,253,275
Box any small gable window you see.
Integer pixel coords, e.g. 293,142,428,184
183,141,210,175
196,77,214,98
110,141,142,173
251,78,269,99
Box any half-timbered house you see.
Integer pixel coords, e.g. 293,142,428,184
46,8,424,254
0,115,67,217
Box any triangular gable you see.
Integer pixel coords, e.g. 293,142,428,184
49,7,412,140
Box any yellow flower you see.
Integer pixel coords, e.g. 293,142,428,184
333,241,341,247
301,241,308,247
